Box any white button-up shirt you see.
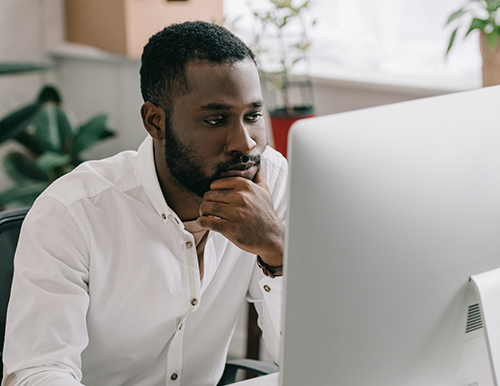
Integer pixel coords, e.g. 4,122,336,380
2,136,287,386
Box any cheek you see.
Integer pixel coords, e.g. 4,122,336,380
188,134,226,168
254,122,268,148
195,133,226,155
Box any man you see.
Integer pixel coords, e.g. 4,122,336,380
2,21,287,386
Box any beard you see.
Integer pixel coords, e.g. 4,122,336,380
163,120,261,198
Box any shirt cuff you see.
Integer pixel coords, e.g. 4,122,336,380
258,276,283,363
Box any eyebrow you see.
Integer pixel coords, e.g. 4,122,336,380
197,100,264,112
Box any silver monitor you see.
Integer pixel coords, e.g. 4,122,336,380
281,85,500,386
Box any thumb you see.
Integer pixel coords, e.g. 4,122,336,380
254,166,270,193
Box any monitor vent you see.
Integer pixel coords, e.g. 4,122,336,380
466,303,483,333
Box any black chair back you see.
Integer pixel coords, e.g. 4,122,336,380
0,207,29,379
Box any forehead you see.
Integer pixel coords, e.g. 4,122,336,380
177,58,263,109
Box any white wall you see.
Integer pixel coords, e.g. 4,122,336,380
49,45,146,158
0,0,64,115
0,0,65,191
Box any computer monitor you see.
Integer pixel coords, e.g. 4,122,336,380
281,85,500,386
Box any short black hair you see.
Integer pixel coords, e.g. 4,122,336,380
140,21,256,111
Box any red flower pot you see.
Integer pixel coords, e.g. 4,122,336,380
270,106,314,158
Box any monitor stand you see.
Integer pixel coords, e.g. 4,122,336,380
471,267,500,386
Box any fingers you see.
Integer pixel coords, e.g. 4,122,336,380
209,167,269,191
199,199,228,219
197,165,274,250
253,167,270,193
197,215,227,233
253,166,264,185
209,176,245,190
206,176,255,200
202,189,231,204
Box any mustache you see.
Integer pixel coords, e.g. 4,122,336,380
211,154,262,180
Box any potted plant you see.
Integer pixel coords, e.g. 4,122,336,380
250,0,316,157
445,0,500,86
0,65,115,208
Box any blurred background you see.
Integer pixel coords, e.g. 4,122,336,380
0,0,496,366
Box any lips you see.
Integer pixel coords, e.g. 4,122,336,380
217,164,257,179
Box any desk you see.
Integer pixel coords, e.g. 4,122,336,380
228,372,279,386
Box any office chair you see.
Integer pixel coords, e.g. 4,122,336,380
0,207,29,380
217,358,279,385
0,207,278,385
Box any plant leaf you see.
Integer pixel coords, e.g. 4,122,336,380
446,8,467,25
34,104,61,152
466,18,489,36
0,101,42,145
3,152,48,182
293,41,311,51
13,131,43,155
35,151,71,171
72,114,114,154
37,85,62,105
485,29,500,48
98,128,115,140
299,1,310,10
0,63,52,76
57,108,76,153
485,0,500,11
0,181,50,207
446,27,459,55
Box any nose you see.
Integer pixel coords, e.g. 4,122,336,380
225,121,257,156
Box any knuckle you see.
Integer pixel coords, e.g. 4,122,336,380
211,221,225,232
239,193,252,207
204,190,216,200
212,202,224,214
199,201,209,213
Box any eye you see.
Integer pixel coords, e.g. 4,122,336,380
204,117,224,125
246,112,263,122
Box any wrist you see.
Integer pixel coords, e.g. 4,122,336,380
257,255,283,278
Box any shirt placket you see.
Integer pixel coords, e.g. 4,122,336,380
165,214,201,385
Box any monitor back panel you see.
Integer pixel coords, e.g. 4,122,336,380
282,86,500,386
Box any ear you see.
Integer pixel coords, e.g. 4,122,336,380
141,102,165,140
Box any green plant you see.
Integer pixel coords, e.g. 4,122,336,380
0,81,115,208
0,63,53,75
250,0,316,115
446,0,500,55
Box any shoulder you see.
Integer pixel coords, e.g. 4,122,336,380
262,145,286,164
37,150,140,208
262,146,288,194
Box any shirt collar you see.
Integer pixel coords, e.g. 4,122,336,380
137,135,179,225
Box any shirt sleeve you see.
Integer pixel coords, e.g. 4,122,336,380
246,271,283,364
2,197,90,386
246,148,288,365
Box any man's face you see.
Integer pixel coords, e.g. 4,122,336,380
163,58,267,198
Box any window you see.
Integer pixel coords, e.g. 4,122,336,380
223,0,482,90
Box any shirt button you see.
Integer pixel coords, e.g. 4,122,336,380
171,373,178,380
161,213,166,219
191,298,198,306
186,241,193,249
263,285,271,292
178,323,183,330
